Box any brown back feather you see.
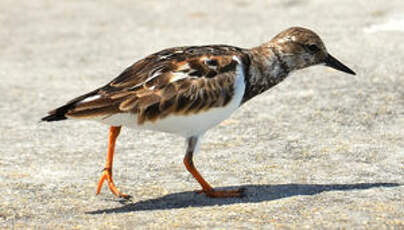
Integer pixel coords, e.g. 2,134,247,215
56,45,250,124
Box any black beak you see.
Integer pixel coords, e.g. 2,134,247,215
324,54,356,75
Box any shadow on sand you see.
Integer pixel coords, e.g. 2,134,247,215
87,182,400,214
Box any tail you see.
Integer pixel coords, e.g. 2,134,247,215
41,90,99,122
41,104,72,122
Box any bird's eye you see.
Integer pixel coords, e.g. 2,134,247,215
307,44,320,53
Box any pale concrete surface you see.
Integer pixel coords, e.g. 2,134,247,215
1,0,403,229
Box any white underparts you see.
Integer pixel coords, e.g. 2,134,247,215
94,55,246,138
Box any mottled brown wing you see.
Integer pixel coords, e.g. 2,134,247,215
129,56,240,124
47,45,248,124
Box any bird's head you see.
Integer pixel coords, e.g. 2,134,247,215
268,27,355,75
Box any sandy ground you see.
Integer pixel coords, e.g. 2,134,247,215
1,0,403,229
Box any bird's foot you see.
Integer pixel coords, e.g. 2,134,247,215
96,168,131,199
196,188,246,198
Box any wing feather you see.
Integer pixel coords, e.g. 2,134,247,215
44,45,250,124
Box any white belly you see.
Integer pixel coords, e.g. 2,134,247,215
99,99,240,137
97,65,245,138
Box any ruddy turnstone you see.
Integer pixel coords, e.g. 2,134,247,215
42,27,355,199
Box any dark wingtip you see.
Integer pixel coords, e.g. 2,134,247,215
40,89,101,122
41,104,72,122
41,113,68,122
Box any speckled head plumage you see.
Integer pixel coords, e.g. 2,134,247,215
267,27,356,75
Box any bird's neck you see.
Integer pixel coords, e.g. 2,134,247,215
242,45,290,103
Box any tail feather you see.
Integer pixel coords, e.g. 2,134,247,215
41,103,76,122
41,114,67,122
41,111,68,122
41,90,99,122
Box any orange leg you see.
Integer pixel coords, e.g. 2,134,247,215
183,136,244,198
96,126,130,199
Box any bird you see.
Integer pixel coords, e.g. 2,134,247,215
41,27,356,199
